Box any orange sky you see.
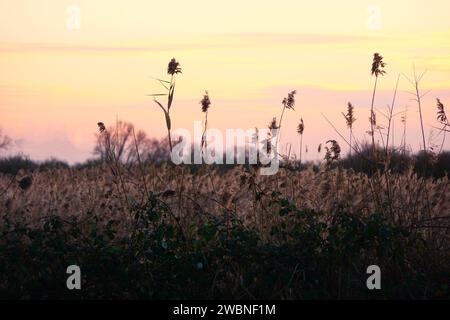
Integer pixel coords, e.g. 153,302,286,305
1,0,449,162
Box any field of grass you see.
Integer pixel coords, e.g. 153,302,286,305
1,55,449,300
0,162,449,299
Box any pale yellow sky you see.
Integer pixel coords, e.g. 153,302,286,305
1,0,449,162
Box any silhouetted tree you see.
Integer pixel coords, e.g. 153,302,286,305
0,127,12,151
94,121,169,165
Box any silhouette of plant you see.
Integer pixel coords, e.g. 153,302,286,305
297,118,304,163
342,102,356,156
265,117,279,155
436,98,449,153
167,58,182,75
148,58,182,153
200,91,211,150
324,140,341,165
402,67,427,151
279,90,296,129
370,53,386,150
436,98,448,125
270,90,297,158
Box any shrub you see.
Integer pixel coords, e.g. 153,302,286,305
0,155,69,175
0,154,38,175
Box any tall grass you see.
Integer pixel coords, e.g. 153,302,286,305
296,118,304,164
0,53,449,300
370,53,386,152
148,58,182,153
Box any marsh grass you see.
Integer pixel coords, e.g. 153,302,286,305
297,118,305,164
1,163,449,299
200,91,212,152
148,58,182,153
0,54,449,300
370,53,386,150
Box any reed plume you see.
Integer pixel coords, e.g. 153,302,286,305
342,102,356,156
370,53,386,152
279,90,296,129
436,98,448,125
436,98,449,153
266,117,279,155
297,118,304,164
200,91,211,150
324,140,341,165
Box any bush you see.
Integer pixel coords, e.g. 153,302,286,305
73,158,104,170
0,155,69,175
0,154,38,175
38,158,70,171
340,144,449,179
340,144,411,176
414,150,450,179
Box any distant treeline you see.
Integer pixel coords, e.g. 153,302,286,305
1,147,449,179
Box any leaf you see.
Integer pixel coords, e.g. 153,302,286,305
168,82,176,110
151,77,171,84
165,111,171,130
155,78,171,90
153,99,171,130
153,99,166,112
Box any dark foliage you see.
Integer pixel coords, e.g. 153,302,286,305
1,191,448,299
0,155,69,175
339,144,450,179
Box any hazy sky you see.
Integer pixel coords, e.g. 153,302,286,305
1,0,450,162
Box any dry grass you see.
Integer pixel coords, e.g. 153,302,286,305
1,163,449,298
1,165,448,241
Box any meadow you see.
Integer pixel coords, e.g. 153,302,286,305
0,55,449,299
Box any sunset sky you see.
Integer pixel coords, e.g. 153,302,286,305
1,0,450,163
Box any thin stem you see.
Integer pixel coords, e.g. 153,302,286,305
385,74,400,154
278,106,286,130
167,129,173,152
167,74,175,153
370,76,378,151
321,113,358,155
202,111,208,156
204,111,208,149
349,128,352,157
402,120,407,155
275,105,287,158
415,78,427,151
439,127,446,154
299,134,303,164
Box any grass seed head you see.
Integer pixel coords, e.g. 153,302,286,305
268,117,279,130
200,91,211,113
343,102,356,129
167,58,182,75
436,98,448,124
371,53,386,77
297,118,305,135
282,90,297,110
97,122,106,133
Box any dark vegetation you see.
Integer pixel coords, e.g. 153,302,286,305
1,189,448,299
1,149,449,179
